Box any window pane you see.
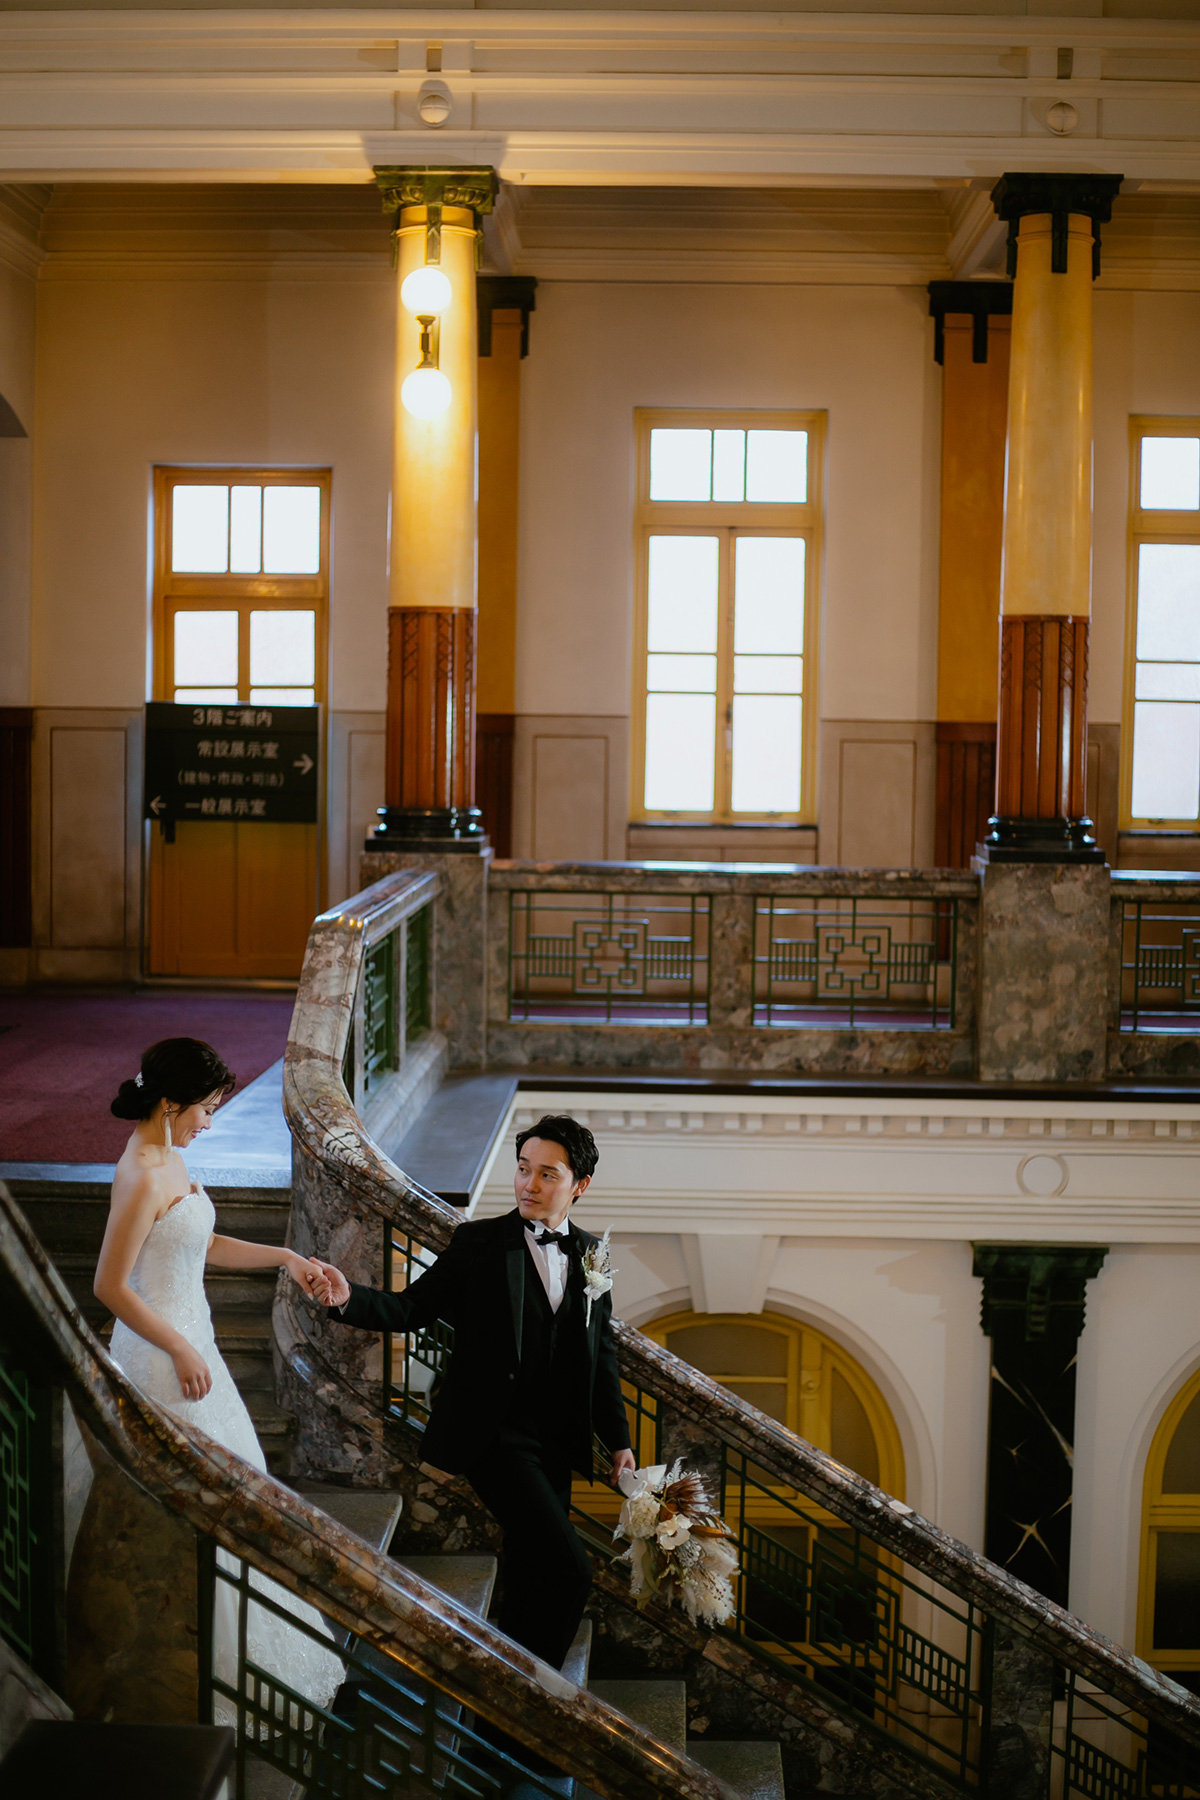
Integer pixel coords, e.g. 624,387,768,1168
734,537,805,655
647,653,717,692
174,688,238,705
712,430,746,502
830,1367,879,1485
174,609,238,687
732,693,801,813
644,692,715,810
1136,662,1200,701
262,486,321,574
250,610,315,686
649,429,711,502
735,654,802,694
249,687,315,706
1137,544,1200,661
647,536,719,653
172,485,228,573
230,485,262,573
747,430,807,503
722,1380,788,1425
1153,1532,1200,1649
666,1322,787,1377
1131,700,1200,820
1142,436,1200,511
1164,1392,1200,1493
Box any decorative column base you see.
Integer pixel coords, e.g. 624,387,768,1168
978,613,1104,865
367,607,488,854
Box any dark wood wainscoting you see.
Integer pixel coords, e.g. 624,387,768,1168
0,706,33,946
476,713,514,858
935,722,996,869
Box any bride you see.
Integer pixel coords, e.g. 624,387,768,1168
94,1034,343,1722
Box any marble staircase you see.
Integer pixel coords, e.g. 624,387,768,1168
264,1486,782,1800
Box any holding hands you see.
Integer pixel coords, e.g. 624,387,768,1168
305,1259,351,1308
284,1251,341,1306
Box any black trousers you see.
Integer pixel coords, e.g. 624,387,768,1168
466,1430,592,1671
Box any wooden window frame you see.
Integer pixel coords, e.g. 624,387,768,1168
1121,417,1200,830
1138,1366,1200,1675
152,465,331,705
644,1308,905,1505
631,408,824,827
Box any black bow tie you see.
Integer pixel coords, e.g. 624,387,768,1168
532,1228,572,1252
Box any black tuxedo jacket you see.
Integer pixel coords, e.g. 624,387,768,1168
335,1208,631,1479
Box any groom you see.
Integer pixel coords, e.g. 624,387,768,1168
312,1113,634,1674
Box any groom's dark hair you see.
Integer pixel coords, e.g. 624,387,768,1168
515,1114,598,1185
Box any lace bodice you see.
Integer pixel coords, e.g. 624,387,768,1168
124,1186,218,1347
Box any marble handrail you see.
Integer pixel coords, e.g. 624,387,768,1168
616,1325,1200,1754
0,1180,740,1800
489,859,980,897
284,864,459,1246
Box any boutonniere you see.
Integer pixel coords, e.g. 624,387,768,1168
581,1228,616,1325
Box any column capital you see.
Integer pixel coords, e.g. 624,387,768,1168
990,171,1124,278
972,1243,1108,1341
926,278,1012,365
374,164,499,220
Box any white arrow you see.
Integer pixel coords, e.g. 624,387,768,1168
149,795,166,816
293,753,314,775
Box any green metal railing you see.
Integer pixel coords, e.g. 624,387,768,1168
1048,1661,1197,1800
506,890,711,1024
352,901,435,1100
1118,899,1200,1031
0,1351,47,1676
198,1542,573,1800
754,894,959,1030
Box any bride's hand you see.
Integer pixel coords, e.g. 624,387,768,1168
284,1252,334,1304
172,1340,212,1401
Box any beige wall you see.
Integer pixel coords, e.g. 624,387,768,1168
1093,290,1200,731
15,240,1200,975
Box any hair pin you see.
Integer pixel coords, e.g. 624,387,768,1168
134,1072,144,1088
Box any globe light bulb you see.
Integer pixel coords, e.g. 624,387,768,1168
401,365,452,420
400,266,453,316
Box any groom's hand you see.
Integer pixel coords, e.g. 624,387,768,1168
608,1448,636,1488
309,1259,351,1308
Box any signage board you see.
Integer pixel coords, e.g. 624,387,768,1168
144,702,319,831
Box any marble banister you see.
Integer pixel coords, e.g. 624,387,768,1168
0,1182,741,1800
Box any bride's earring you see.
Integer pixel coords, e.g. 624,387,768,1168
164,1108,174,1151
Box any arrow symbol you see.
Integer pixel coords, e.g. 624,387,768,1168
149,795,166,816
294,753,314,775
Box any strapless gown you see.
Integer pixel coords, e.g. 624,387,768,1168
109,1183,343,1724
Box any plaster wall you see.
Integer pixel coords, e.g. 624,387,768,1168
1092,289,1200,730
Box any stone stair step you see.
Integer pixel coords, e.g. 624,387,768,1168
688,1740,785,1800
586,1679,687,1753
294,1484,404,1556
395,1554,498,1621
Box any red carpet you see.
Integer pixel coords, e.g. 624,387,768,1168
0,992,295,1164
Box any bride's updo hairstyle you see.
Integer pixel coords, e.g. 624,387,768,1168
110,1037,236,1121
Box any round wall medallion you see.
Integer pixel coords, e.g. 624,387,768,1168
418,82,452,126
1016,1152,1069,1198
1046,101,1079,135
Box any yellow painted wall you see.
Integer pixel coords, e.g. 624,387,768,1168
477,309,523,715
935,316,1010,723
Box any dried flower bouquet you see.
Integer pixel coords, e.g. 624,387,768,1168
613,1461,738,1628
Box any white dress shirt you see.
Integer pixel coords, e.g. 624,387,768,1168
524,1217,571,1313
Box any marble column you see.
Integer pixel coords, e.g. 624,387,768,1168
368,167,498,853
979,173,1122,867
973,1244,1107,1608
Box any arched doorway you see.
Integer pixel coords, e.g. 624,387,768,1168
1139,1369,1200,1701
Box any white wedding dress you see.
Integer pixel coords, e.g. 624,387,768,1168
109,1183,344,1725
